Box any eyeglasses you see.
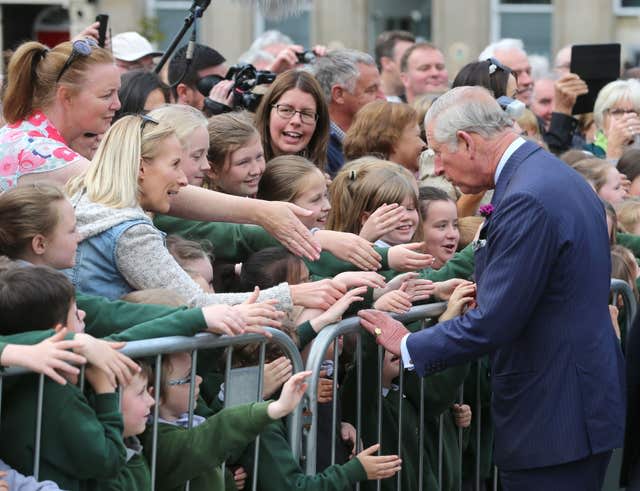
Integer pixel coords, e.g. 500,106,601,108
271,104,318,125
140,114,159,135
487,57,508,75
167,375,192,386
607,108,638,117
56,38,98,83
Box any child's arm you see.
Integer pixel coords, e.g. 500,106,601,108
0,329,86,385
146,372,311,489
0,459,62,490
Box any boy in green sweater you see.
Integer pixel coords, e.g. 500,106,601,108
142,351,311,491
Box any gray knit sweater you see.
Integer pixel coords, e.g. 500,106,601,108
71,192,292,311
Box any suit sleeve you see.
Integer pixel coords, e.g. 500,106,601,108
407,193,559,376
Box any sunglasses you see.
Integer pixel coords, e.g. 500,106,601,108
56,38,98,83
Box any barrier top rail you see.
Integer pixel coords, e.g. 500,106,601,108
0,328,306,459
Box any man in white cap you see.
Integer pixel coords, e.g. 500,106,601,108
112,32,163,74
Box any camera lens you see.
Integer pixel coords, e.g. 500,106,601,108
197,75,225,97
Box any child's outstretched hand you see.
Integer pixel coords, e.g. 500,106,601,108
334,271,386,289
310,286,367,333
439,281,476,321
341,421,358,457
452,403,472,428
373,283,412,314
387,242,434,272
359,203,407,242
317,371,334,404
203,304,247,336
0,471,8,491
263,356,293,398
232,287,285,336
74,333,140,387
356,443,402,480
0,328,86,385
267,370,311,420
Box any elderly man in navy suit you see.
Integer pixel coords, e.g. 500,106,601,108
360,86,626,490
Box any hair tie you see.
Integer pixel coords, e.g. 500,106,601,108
349,169,357,181
30,48,49,79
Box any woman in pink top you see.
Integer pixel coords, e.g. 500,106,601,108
0,38,119,191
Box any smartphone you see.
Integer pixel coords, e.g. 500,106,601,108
570,43,620,114
95,14,109,48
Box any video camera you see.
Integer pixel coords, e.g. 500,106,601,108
197,63,276,112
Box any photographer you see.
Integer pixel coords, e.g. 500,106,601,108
168,43,228,110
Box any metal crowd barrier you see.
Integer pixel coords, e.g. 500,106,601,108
302,279,638,491
0,328,304,490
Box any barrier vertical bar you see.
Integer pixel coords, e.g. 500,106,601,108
33,373,45,480
79,364,85,392
438,413,444,490
150,354,162,491
184,349,199,491
222,346,233,481
330,337,339,465
396,357,404,491
493,465,498,490
251,342,266,491
458,384,464,491
376,345,383,491
355,332,363,491
475,361,482,491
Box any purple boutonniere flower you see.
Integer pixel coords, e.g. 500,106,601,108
479,204,494,218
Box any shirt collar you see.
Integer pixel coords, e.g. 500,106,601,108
330,120,346,142
494,137,526,186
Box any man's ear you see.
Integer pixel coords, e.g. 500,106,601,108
31,234,47,256
331,84,345,105
380,56,393,73
399,71,409,90
457,131,475,155
175,83,191,104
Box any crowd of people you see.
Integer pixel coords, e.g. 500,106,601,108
0,18,637,491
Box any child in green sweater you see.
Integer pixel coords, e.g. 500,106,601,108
142,350,312,491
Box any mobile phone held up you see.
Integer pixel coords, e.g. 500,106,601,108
95,14,109,48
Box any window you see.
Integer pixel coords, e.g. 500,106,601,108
253,3,312,48
368,0,432,53
614,0,640,16
491,0,553,59
149,0,200,51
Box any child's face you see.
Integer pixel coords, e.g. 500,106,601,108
293,170,331,230
377,196,419,246
421,200,459,269
41,199,81,269
213,136,265,197
180,126,210,187
389,123,425,173
160,352,203,421
381,350,401,388
122,372,154,438
599,167,626,205
65,301,86,333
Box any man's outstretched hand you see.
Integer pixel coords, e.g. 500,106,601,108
358,310,410,356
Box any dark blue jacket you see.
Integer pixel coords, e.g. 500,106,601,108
406,141,626,471
326,129,345,177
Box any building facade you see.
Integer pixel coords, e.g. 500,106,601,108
2,0,640,75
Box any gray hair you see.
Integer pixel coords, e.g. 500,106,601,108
249,30,294,52
238,48,275,66
425,86,514,149
311,48,376,104
478,38,527,61
593,79,640,129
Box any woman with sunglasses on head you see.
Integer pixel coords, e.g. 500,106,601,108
254,69,330,170
0,42,321,262
0,38,120,191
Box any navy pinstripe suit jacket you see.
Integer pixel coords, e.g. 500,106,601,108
406,141,626,470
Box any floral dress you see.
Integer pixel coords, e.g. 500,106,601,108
0,110,80,192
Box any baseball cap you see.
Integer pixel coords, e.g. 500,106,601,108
112,32,164,62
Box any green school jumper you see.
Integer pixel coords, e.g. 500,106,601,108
141,401,274,491
238,418,367,490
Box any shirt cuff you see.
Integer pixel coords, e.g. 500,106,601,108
400,333,414,370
